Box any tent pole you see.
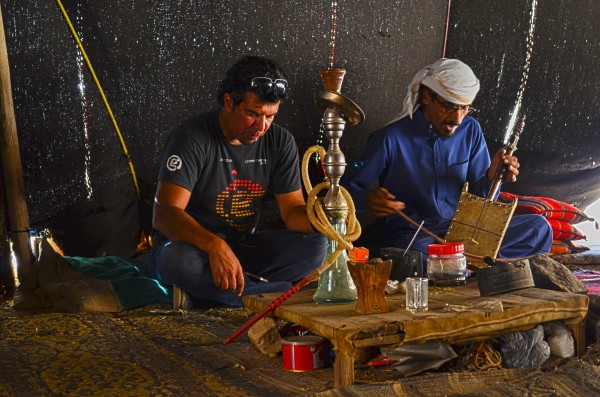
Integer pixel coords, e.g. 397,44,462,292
0,4,32,282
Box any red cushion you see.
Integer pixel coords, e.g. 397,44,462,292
547,219,586,241
498,192,594,224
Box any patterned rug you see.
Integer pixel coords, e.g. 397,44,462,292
2,299,600,396
0,301,347,396
0,304,256,396
573,269,600,295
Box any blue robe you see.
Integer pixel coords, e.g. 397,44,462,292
342,109,552,258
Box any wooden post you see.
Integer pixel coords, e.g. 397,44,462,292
0,4,32,282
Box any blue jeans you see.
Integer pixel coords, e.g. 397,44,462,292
149,229,327,307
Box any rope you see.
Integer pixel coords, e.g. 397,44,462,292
55,0,140,199
301,146,361,259
453,342,503,371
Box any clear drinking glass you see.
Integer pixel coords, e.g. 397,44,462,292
406,277,428,312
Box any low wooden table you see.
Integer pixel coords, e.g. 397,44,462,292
243,281,588,389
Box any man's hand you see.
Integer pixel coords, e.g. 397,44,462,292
488,148,520,183
153,181,246,296
207,237,245,296
368,187,406,217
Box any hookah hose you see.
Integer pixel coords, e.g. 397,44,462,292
223,146,360,345
301,146,361,245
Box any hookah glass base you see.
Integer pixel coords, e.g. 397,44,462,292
313,217,357,304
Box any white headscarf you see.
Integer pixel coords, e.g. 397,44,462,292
391,58,480,123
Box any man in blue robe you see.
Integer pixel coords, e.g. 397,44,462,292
342,58,552,259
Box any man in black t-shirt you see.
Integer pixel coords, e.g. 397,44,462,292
150,55,327,307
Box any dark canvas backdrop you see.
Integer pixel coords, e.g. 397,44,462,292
447,0,600,209
1,0,446,256
1,0,599,256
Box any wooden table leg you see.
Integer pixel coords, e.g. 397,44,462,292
566,321,585,356
334,349,355,389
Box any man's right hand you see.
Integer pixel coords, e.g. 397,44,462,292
207,237,245,296
368,187,406,217
153,181,246,297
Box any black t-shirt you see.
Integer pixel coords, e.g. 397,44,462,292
154,110,301,242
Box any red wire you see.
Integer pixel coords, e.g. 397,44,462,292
223,272,316,344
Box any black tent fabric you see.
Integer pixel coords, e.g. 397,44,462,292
447,0,600,209
1,0,599,256
0,0,446,256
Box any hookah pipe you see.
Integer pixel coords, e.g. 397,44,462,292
223,69,364,345
222,178,360,345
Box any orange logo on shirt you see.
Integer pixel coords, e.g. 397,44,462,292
216,178,265,230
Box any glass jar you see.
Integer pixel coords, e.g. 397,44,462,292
426,242,467,286
313,217,358,304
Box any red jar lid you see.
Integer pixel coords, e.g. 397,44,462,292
427,242,464,255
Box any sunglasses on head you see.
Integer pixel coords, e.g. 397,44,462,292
250,77,288,95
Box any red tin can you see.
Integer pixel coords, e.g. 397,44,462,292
281,335,327,371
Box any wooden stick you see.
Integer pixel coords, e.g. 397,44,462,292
0,5,32,281
395,210,445,243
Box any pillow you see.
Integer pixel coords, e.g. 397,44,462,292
550,239,590,256
547,219,586,241
551,240,571,255
498,192,594,224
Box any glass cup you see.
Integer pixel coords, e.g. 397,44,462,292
406,277,428,312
